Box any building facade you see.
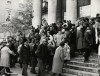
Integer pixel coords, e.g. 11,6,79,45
0,0,99,40
33,0,100,28
0,0,20,23
0,0,21,41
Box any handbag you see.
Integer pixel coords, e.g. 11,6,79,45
64,43,70,60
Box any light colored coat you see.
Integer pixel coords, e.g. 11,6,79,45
54,34,64,47
52,46,64,74
76,28,83,50
0,46,13,67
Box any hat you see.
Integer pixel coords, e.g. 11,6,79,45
23,37,28,43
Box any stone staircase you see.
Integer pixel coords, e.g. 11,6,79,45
62,54,100,76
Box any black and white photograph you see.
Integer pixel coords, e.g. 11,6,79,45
0,0,100,76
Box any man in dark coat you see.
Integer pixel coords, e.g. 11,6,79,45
20,39,30,76
83,27,93,62
69,25,77,58
29,39,38,74
36,39,49,76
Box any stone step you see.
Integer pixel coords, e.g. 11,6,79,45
90,55,98,58
63,68,99,76
67,61,98,68
64,64,98,73
74,54,98,58
72,58,98,63
74,56,98,60
78,53,98,57
62,73,77,76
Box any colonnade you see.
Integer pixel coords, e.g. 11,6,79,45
32,0,100,28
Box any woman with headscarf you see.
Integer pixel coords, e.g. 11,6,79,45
52,41,65,76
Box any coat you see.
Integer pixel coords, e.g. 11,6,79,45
0,46,13,67
29,43,37,57
54,34,64,47
52,46,64,74
83,30,93,49
20,45,30,64
76,28,83,50
36,44,49,61
69,29,76,50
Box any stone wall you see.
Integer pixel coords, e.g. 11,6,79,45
0,23,31,42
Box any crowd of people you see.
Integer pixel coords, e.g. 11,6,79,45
0,14,100,76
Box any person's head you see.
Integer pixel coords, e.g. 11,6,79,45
63,20,66,24
85,18,89,22
6,43,10,47
50,26,53,30
62,29,65,34
96,13,100,18
47,31,50,36
37,25,40,28
48,40,52,46
86,26,90,30
86,26,91,33
31,39,36,44
23,38,28,47
7,36,13,43
2,40,7,46
59,41,65,47
71,24,75,29
19,37,23,44
12,39,16,44
31,29,34,33
64,39,69,44
58,29,62,34
89,17,95,25
42,39,47,45
77,25,83,30
24,41,28,47
95,17,100,23
68,20,71,24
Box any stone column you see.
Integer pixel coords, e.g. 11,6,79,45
91,0,100,17
57,0,63,23
66,0,77,24
48,0,57,25
32,0,42,28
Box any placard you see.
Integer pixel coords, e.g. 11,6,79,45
80,5,91,17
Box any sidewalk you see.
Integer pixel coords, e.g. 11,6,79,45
10,63,51,76
10,64,36,76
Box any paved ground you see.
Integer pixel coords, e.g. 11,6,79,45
10,64,36,76
10,63,51,76
10,63,73,76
